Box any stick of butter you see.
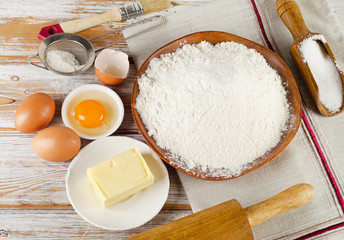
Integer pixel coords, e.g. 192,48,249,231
87,147,154,208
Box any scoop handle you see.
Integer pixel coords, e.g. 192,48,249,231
276,0,311,40
244,183,314,228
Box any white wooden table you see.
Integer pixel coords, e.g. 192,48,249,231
0,0,344,239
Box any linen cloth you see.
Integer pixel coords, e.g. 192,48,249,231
123,0,344,238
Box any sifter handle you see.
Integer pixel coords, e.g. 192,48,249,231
244,183,314,228
276,0,311,41
27,54,47,70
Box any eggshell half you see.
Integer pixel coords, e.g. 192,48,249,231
95,49,129,85
33,126,81,162
14,93,55,133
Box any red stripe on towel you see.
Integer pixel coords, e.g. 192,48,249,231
296,222,344,240
301,112,344,209
250,0,344,238
250,0,273,49
296,113,344,240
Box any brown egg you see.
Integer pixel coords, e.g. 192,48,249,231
33,126,81,162
14,93,55,133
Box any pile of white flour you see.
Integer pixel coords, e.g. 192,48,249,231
46,50,84,73
136,41,290,177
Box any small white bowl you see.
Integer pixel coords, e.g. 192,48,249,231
62,84,124,140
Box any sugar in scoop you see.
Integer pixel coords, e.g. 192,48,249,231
299,36,343,113
277,0,344,116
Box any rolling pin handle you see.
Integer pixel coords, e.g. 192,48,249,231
244,183,314,228
276,0,311,40
128,184,314,239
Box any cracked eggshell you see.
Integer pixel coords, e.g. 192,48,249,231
95,49,129,86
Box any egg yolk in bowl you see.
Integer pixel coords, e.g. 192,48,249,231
74,99,108,128
65,91,121,139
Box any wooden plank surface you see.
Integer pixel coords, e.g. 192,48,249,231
0,1,191,238
1,0,344,239
0,209,192,239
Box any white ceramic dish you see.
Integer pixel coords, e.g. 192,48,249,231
66,136,170,230
62,84,124,140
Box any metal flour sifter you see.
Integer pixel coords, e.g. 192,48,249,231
27,15,166,76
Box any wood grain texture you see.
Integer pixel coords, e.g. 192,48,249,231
0,0,344,239
0,96,15,105
128,199,254,240
0,209,192,239
127,184,314,240
58,7,122,34
277,0,344,117
0,1,190,238
276,0,311,41
0,133,189,206
244,183,314,228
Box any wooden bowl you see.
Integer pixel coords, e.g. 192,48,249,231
131,31,302,180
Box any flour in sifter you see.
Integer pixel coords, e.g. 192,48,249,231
136,41,290,177
46,50,84,73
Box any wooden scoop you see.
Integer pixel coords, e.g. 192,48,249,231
276,0,344,117
128,183,314,240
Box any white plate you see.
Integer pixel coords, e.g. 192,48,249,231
66,136,170,230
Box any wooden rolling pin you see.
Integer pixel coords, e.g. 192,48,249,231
128,183,314,240
276,0,344,117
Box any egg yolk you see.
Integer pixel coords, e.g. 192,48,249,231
74,99,107,128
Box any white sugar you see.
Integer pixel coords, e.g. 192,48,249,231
299,35,343,113
136,41,290,177
46,50,84,73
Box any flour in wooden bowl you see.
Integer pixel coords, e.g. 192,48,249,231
135,41,290,178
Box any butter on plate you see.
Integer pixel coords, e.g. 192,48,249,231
87,147,154,208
